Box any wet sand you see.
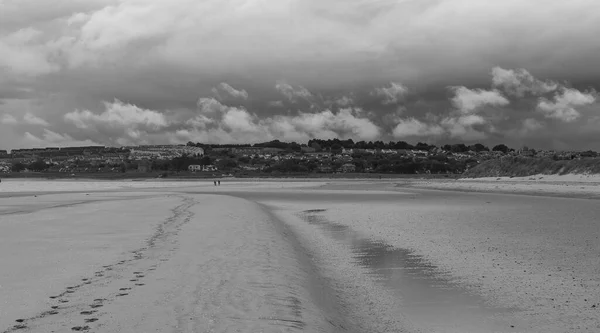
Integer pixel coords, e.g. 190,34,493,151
1,179,599,332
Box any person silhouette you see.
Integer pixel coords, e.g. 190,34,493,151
218,180,221,186
214,180,217,186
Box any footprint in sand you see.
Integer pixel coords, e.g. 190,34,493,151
71,326,90,331
46,310,59,315
119,287,131,291
15,319,25,323
135,283,145,286
90,304,103,309
13,324,27,330
59,299,69,303
93,298,105,302
130,279,138,282
116,293,128,297
84,318,98,323
51,306,59,309
80,311,96,315
82,278,88,281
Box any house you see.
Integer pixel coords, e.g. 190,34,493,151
202,165,218,172
340,163,356,173
188,165,202,172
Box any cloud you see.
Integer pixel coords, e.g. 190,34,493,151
0,28,59,76
23,129,100,148
187,98,381,143
335,95,354,107
373,82,407,105
268,101,285,108
275,81,313,103
64,99,168,130
441,115,488,140
23,112,50,126
392,118,444,138
211,83,248,101
450,86,509,113
0,114,19,125
492,67,558,97
537,88,596,122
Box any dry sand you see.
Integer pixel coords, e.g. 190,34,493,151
404,173,600,198
1,178,599,332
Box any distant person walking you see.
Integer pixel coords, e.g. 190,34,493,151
218,180,221,186
214,180,217,186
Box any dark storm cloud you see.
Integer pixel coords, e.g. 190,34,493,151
1,0,600,149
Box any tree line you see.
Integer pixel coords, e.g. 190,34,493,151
188,140,514,154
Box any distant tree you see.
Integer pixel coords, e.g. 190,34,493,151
394,141,413,150
470,143,490,152
11,162,26,172
216,158,238,170
415,142,433,151
200,155,212,165
492,144,510,154
450,144,469,153
28,159,49,172
310,142,322,152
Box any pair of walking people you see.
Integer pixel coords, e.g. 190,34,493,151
213,180,221,186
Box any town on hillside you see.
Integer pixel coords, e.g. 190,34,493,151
0,139,597,176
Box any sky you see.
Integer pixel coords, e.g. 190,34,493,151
1,0,600,151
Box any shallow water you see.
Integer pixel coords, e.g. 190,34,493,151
300,209,521,333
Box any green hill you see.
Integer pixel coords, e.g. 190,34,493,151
463,156,600,178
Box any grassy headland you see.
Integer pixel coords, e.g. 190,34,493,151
463,156,600,178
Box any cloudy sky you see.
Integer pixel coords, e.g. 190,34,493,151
1,0,600,151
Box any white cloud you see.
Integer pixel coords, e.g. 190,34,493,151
392,118,444,138
64,99,168,130
211,83,248,101
172,98,382,144
23,129,100,148
268,100,285,108
0,28,59,76
275,81,313,103
537,88,596,122
441,115,488,140
335,95,354,107
492,67,558,97
0,114,19,125
450,86,509,113
23,112,50,126
373,82,407,105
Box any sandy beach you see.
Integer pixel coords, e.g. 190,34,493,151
1,178,599,332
